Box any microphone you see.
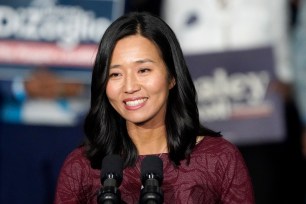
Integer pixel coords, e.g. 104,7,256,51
97,154,123,204
139,155,164,204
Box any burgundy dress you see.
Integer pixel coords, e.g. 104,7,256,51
54,136,255,204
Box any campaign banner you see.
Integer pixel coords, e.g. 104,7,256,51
185,47,286,145
0,0,125,125
0,0,125,82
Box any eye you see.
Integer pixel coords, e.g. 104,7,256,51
109,72,121,78
138,68,151,74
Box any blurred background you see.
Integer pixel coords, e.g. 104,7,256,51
0,0,306,203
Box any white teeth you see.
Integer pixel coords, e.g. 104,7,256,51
125,98,147,106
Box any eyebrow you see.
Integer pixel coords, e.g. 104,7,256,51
110,58,155,69
135,58,155,64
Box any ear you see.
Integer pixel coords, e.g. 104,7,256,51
169,77,176,90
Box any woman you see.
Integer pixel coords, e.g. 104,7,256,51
54,12,254,204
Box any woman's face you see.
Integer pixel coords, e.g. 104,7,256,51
106,35,175,127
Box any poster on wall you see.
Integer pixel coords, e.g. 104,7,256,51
0,0,125,125
185,47,286,145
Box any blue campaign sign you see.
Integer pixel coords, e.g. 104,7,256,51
0,0,125,82
185,47,286,145
0,0,125,125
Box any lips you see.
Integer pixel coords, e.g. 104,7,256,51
124,98,148,107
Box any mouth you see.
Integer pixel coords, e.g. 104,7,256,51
124,98,148,107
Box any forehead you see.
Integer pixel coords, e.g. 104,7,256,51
108,35,172,77
110,35,163,63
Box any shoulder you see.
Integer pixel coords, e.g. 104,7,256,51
63,147,88,165
195,136,239,154
58,147,97,179
55,147,100,203
186,136,255,203
192,136,255,203
192,136,246,166
193,136,251,182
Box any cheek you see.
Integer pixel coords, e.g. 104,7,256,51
106,82,117,102
106,83,121,113
105,84,111,98
146,79,170,99
147,76,170,91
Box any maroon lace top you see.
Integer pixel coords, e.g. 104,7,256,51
54,136,254,204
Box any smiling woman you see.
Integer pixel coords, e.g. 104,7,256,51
54,12,255,204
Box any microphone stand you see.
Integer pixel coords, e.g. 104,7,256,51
97,173,121,204
139,173,164,204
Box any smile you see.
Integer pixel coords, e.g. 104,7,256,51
125,98,148,107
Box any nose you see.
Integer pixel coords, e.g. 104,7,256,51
124,73,140,94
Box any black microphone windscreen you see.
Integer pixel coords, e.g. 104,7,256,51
141,155,163,183
101,154,123,184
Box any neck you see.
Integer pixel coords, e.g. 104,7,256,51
127,123,168,155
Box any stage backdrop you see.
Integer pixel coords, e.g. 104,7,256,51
185,47,286,145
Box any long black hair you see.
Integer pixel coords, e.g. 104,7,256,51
84,12,221,169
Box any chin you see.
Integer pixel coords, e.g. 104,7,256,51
125,117,151,125
127,119,147,125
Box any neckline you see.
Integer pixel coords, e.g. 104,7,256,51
137,136,207,158
138,152,168,158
